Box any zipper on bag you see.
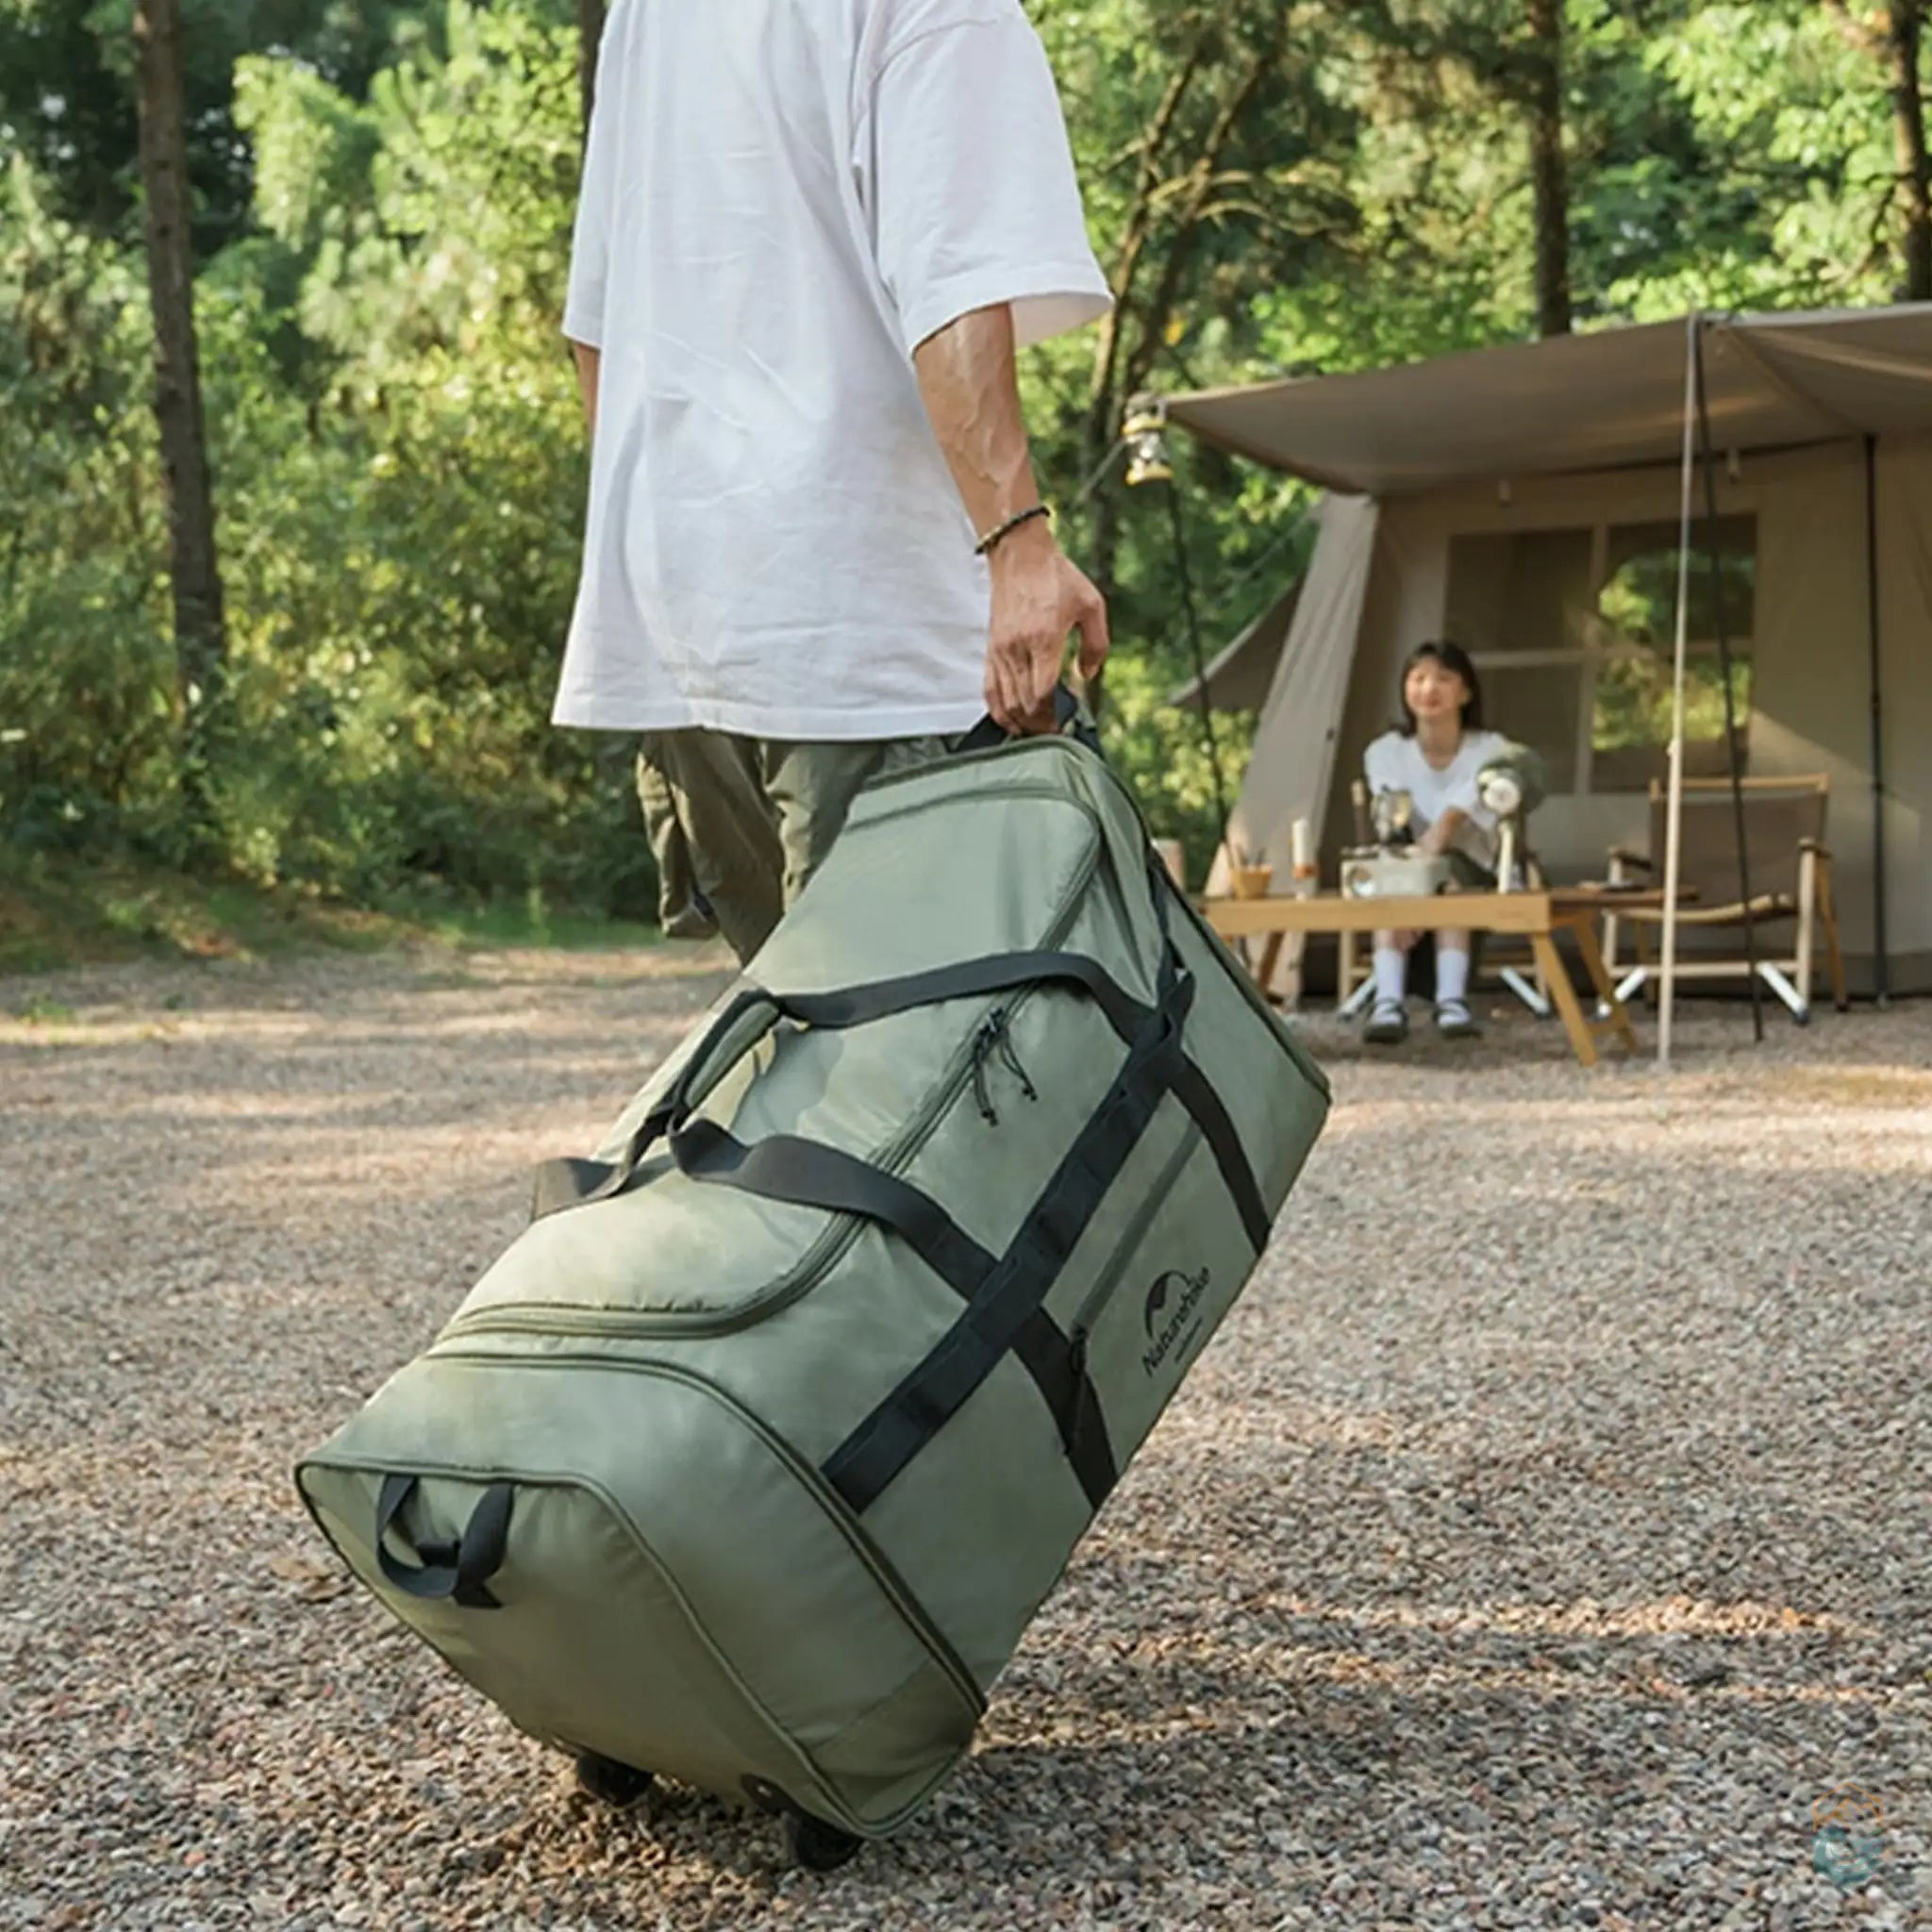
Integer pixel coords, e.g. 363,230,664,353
969,1008,1039,1127
440,798,1108,1349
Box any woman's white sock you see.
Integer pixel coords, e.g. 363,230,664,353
1373,946,1407,1010
1436,947,1470,1007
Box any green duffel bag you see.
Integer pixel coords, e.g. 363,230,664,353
297,729,1329,1869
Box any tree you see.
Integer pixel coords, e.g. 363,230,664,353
1824,0,1932,299
134,0,227,825
1526,0,1573,334
1038,4,1357,605
0,2,448,247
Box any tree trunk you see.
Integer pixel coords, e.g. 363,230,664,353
134,0,226,823
1892,0,1932,299
1526,0,1573,336
579,0,608,138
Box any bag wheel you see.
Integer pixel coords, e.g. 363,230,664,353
575,1750,655,1810
790,1812,863,1873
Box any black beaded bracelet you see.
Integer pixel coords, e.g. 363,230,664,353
974,503,1053,557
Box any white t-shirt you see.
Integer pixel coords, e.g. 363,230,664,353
1363,728,1511,843
555,0,1113,740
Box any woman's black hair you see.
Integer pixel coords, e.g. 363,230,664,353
1397,639,1484,734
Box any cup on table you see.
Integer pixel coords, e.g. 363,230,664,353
1290,816,1318,896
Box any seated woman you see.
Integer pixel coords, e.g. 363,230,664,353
1360,640,1510,1044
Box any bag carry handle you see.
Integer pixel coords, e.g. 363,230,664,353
375,1474,513,1610
659,986,787,1127
531,947,1163,1220
954,683,1101,758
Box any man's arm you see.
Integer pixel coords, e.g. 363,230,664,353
912,304,1108,733
572,341,601,440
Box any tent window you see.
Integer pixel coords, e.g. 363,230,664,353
1591,517,1754,791
1444,516,1755,795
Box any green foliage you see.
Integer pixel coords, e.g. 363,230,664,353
1101,653,1257,883
0,157,175,853
3,2,650,924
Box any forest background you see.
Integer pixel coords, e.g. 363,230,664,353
5,0,1931,959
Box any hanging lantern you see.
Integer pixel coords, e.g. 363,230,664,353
1123,391,1173,488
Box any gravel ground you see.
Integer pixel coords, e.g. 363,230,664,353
2,942,1927,1932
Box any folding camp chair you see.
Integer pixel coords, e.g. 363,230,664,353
1600,774,1849,1023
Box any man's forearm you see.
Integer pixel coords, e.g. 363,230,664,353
572,340,601,439
910,301,1108,731
911,305,1044,544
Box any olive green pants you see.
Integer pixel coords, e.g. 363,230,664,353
636,730,951,963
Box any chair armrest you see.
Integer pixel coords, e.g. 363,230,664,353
1798,838,1832,860
1607,847,1653,869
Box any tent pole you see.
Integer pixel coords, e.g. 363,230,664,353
1864,434,1892,1007
1690,322,1764,1042
1657,313,1701,1070
1164,481,1238,870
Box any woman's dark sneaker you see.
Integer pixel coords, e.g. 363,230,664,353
1362,1001,1408,1046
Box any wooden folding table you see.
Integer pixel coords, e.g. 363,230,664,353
1202,887,1667,1069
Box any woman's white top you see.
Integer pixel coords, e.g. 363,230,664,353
1363,727,1511,843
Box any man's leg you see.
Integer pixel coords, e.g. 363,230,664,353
647,730,787,963
759,736,951,908
635,736,718,942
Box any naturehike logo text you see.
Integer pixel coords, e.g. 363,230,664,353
1141,1267,1210,1376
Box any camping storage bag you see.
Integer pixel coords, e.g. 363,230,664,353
297,734,1330,1844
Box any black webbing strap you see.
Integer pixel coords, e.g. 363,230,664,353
778,950,1150,1048
819,976,1197,1516
528,948,1157,1223
953,683,1100,756
670,1117,1114,1504
1011,1311,1117,1505
672,1118,992,1299
532,1157,625,1220
1143,856,1273,1251
375,1474,513,1611
1165,1057,1270,1251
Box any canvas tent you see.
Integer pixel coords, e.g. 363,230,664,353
1168,307,1932,1000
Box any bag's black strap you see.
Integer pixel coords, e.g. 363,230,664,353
1165,1054,1270,1251
668,1116,1114,1505
777,949,1149,1046
954,683,1100,757
529,949,1157,1222
1143,855,1274,1251
820,974,1197,1516
671,1118,991,1298
375,1474,513,1611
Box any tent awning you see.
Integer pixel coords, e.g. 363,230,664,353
1168,306,1932,494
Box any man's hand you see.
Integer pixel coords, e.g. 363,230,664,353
984,519,1108,732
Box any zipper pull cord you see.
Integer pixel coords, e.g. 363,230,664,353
971,1017,1000,1125
995,1019,1038,1102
